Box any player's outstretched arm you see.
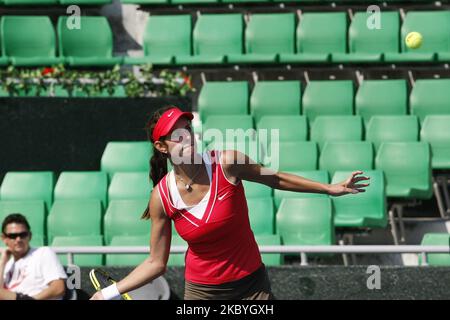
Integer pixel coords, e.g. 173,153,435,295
221,150,370,197
91,188,171,300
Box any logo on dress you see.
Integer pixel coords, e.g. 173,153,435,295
218,192,229,201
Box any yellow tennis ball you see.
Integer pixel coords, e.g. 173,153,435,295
405,32,423,49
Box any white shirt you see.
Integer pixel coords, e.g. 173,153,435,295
3,247,67,298
168,152,212,220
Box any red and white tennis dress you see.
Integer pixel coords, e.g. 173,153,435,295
157,150,262,285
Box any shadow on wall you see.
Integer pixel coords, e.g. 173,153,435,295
101,0,144,55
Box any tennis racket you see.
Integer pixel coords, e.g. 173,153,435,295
89,268,132,300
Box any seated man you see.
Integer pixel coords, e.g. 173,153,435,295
1,213,67,300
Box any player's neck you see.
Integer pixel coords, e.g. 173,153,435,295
173,162,203,181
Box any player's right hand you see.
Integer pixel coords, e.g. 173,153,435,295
90,291,105,300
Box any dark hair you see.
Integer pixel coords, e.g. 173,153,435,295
2,213,31,234
142,106,174,219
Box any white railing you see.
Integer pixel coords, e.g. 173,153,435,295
52,245,450,266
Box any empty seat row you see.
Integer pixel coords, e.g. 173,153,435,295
197,79,450,124
238,141,433,199
0,16,120,67
4,11,450,67
0,169,385,237
0,0,110,4
0,171,152,210
203,114,450,169
128,11,450,65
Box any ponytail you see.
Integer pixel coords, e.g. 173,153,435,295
150,146,168,187
141,105,173,219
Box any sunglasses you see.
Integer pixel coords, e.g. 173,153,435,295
4,231,30,240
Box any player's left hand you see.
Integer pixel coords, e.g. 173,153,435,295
327,171,370,197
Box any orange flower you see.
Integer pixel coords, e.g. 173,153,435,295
183,75,192,89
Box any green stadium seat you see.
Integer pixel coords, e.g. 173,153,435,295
420,233,450,266
332,11,399,63
331,170,387,228
0,172,54,210
320,142,374,176
0,25,9,66
52,235,103,267
420,116,450,169
54,172,108,207
375,142,432,199
255,234,282,266
4,0,57,6
247,197,274,235
198,81,249,122
101,142,152,179
58,16,123,67
167,235,187,267
410,79,450,123
280,12,346,64
121,0,166,3
207,140,264,164
385,11,450,62
202,115,254,145
267,141,318,172
108,172,152,202
47,200,102,243
303,81,354,125
171,0,216,4
60,0,111,4
257,115,308,145
0,201,46,239
30,234,44,247
274,170,329,210
311,116,363,150
175,14,242,65
242,180,272,199
1,16,62,66
223,0,268,2
228,13,295,64
366,116,419,151
106,235,149,267
124,15,191,65
250,81,301,124
277,198,335,246
355,80,408,125
104,199,150,244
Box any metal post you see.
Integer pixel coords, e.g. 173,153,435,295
433,179,447,218
67,253,74,266
440,176,450,214
421,252,428,266
389,207,400,245
397,205,406,243
339,239,349,266
300,252,308,266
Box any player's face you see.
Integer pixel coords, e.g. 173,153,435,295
164,117,198,161
2,223,31,257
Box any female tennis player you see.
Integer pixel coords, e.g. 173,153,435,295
91,106,370,300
